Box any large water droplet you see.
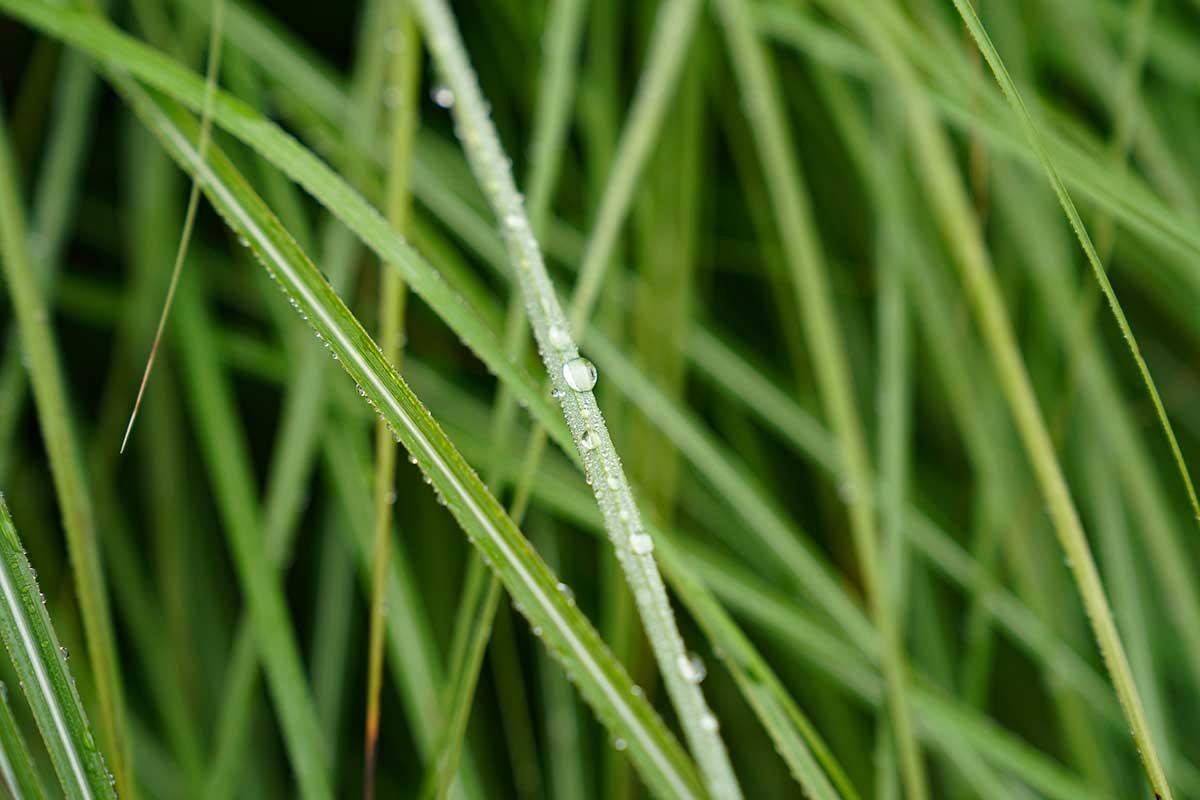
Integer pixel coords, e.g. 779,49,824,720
678,652,707,684
700,712,719,732
613,737,627,751
580,429,597,451
630,533,654,555
562,357,597,392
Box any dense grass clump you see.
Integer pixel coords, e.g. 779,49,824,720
0,0,1199,797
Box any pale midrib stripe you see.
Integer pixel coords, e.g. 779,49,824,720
0,560,90,798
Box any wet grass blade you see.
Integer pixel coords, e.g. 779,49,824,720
115,76,707,799
0,497,115,800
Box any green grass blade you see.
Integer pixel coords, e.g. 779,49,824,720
0,99,133,800
409,1,741,795
0,677,47,800
0,0,573,459
364,3,419,794
947,0,1199,558
0,497,115,800
118,77,707,800
825,3,1172,795
709,2,926,794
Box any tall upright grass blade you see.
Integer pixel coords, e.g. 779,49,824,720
0,98,134,800
827,2,1173,795
363,3,419,796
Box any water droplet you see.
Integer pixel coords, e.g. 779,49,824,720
59,646,69,662
630,533,654,555
678,652,706,684
408,453,419,465
700,712,719,732
562,357,597,392
548,324,571,350
431,85,455,108
613,737,627,751
557,582,575,605
550,388,565,400
504,212,524,229
631,684,643,698
580,429,597,451
606,475,619,490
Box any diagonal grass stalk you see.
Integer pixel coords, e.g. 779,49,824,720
947,0,1199,543
0,497,114,800
118,75,709,799
420,1,587,796
0,669,47,800
118,0,225,454
408,0,741,795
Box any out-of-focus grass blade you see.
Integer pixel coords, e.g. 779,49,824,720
0,0,572,459
0,498,115,800
0,97,132,800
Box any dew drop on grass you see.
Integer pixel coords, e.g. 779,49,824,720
630,684,643,698
548,323,570,350
678,652,707,684
700,712,719,732
431,85,455,108
562,357,597,392
630,533,654,555
557,581,575,605
613,737,627,752
550,388,565,400
580,429,597,451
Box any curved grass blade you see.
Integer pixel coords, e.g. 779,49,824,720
119,79,707,800
0,498,115,800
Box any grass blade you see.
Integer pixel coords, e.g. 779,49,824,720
409,1,741,795
0,497,114,800
118,78,708,800
0,97,133,800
